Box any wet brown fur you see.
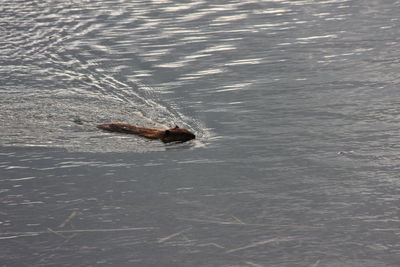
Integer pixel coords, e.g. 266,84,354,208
97,122,195,143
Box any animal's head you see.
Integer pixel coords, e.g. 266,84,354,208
161,125,196,143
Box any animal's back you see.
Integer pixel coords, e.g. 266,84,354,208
97,122,161,138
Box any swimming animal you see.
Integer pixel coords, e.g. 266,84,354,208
97,122,195,143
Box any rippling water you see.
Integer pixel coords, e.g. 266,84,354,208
1,0,400,266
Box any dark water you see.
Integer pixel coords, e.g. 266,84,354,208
1,0,400,266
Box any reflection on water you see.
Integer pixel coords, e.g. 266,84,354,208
1,0,400,266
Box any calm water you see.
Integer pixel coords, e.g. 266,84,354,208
1,0,400,266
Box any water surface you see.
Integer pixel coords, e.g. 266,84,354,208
1,0,399,266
